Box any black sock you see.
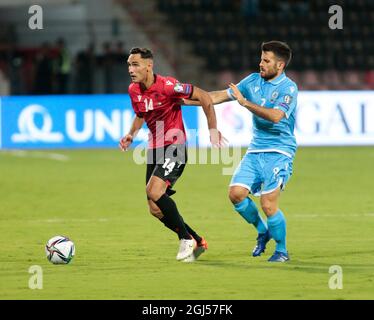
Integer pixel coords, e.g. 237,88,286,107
159,216,177,235
160,218,202,243
184,223,202,244
155,194,191,240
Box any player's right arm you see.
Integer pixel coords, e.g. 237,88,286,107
120,84,145,151
119,115,144,151
183,89,230,106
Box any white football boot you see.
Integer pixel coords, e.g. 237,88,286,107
176,238,196,261
182,237,208,263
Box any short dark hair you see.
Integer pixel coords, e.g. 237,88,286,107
261,41,292,68
129,47,153,59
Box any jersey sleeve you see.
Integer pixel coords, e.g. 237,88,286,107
226,73,257,101
163,76,193,99
273,84,298,118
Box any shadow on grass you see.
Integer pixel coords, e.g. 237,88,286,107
195,257,374,274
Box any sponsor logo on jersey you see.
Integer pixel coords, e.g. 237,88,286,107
284,95,293,104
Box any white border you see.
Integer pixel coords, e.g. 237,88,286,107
261,178,284,195
229,182,252,192
230,178,285,197
229,182,262,197
246,149,292,158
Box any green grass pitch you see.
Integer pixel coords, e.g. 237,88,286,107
0,147,373,299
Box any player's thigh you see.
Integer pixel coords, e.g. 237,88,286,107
229,152,262,196
145,163,165,200
146,175,168,201
145,144,186,199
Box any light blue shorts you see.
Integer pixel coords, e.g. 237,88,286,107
230,152,293,196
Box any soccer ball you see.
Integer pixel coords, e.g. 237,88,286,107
45,235,75,264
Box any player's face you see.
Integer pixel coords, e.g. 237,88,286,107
259,51,283,80
127,54,153,83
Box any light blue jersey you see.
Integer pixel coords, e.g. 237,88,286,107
227,72,298,159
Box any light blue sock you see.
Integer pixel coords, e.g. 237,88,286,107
267,210,287,254
234,198,268,234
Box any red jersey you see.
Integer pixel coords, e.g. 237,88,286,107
129,74,193,149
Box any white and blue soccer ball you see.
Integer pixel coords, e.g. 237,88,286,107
45,236,75,264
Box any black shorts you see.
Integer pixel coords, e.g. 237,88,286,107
146,144,187,190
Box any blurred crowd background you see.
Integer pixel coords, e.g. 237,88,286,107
0,0,373,95
0,38,130,95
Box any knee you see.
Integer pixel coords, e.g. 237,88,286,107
261,200,277,216
228,187,248,204
146,185,163,202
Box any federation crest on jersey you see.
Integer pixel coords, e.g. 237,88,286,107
174,82,184,93
173,82,191,95
270,91,279,102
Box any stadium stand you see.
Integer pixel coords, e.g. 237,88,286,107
156,0,374,90
0,0,373,93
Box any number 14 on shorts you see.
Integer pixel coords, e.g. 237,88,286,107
162,158,176,176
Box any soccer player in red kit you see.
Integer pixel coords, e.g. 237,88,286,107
119,47,225,262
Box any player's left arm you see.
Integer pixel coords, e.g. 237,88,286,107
190,86,227,147
164,77,227,146
190,86,217,131
229,83,285,123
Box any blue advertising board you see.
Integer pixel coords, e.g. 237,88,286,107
0,94,199,149
1,91,373,149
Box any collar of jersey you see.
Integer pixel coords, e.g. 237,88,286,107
140,74,157,92
264,72,286,86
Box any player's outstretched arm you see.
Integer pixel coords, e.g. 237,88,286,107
190,86,228,147
229,83,285,123
183,89,231,106
119,115,145,151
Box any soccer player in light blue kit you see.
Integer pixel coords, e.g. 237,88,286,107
186,41,297,262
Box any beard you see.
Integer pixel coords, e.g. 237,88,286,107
260,68,278,80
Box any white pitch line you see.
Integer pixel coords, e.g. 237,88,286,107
292,213,374,218
33,218,110,223
1,150,70,161
31,214,374,223
42,153,70,161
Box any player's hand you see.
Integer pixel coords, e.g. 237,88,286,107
229,83,246,106
119,134,133,151
209,128,228,148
